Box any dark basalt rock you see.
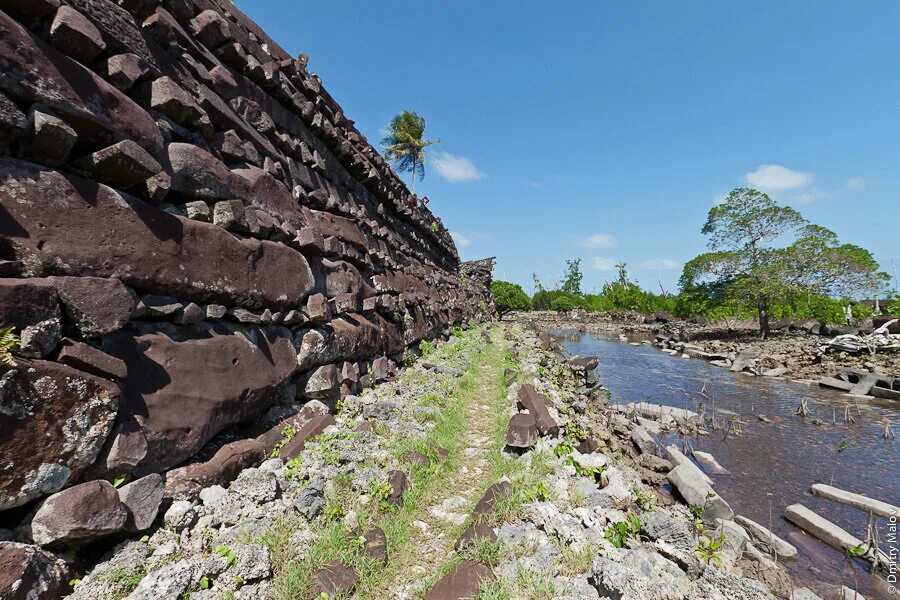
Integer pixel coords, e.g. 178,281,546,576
425,559,494,600
30,480,127,547
0,541,71,600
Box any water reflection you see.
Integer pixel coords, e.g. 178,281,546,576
559,330,898,598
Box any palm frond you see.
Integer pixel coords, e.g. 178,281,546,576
380,111,440,184
0,325,20,368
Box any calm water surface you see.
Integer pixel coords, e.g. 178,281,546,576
559,330,899,599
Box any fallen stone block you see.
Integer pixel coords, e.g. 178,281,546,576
57,338,127,379
386,470,409,506
165,438,266,501
517,384,559,436
118,474,163,532
425,559,494,600
25,108,77,167
279,414,337,460
309,560,358,598
473,481,513,517
664,444,713,485
692,451,730,475
75,140,162,189
505,412,538,448
49,5,106,65
734,515,797,559
810,483,898,520
667,464,734,523
454,523,497,551
31,480,127,547
631,425,657,455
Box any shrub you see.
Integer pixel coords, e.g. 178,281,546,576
491,280,532,320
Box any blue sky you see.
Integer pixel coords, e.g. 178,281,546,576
237,1,900,294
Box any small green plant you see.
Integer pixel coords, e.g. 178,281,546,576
452,326,464,338
846,544,866,558
635,489,656,512
431,222,440,234
323,502,345,523
696,532,726,565
284,457,303,480
604,513,642,548
554,440,575,458
0,326,20,368
111,475,126,488
214,545,237,567
68,579,82,588
420,340,436,357
523,480,551,502
270,425,297,458
199,576,210,590
368,478,395,512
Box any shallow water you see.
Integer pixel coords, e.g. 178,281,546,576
559,329,899,599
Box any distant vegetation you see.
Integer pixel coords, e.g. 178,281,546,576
496,188,898,331
491,281,531,320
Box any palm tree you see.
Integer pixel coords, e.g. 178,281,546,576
381,111,439,195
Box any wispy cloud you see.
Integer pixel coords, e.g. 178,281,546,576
639,258,679,270
432,152,486,183
745,164,813,191
591,257,618,270
580,233,617,248
843,176,865,192
450,231,472,247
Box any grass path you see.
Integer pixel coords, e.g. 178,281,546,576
376,329,512,599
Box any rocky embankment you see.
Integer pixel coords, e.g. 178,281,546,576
522,311,900,398
2,323,845,599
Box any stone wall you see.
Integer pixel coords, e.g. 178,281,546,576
0,0,491,534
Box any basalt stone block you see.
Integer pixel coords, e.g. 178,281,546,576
46,276,134,338
117,473,163,532
0,13,161,158
146,77,204,125
0,159,314,310
57,338,126,380
0,0,60,24
454,523,497,551
309,560,358,599
75,140,162,189
0,541,70,600
361,528,388,567
0,91,26,151
473,481,513,517
279,414,337,460
103,325,298,473
517,384,559,437
0,279,61,357
31,480,127,547
425,560,494,600
302,364,339,399
505,413,538,449
165,438,265,501
167,142,252,202
304,293,331,325
105,53,150,91
386,470,409,506
50,6,107,65
190,9,233,49
0,359,119,511
25,109,77,168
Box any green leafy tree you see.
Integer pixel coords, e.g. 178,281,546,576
682,188,888,337
381,111,439,195
491,281,532,320
560,258,583,296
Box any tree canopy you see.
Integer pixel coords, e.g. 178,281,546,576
681,188,888,337
380,111,439,195
491,280,531,320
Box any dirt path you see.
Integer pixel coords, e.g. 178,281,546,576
379,332,508,599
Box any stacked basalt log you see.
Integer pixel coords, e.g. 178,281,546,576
0,0,492,585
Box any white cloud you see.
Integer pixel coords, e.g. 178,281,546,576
450,231,471,247
744,164,813,191
580,233,617,248
591,257,618,270
639,258,679,270
791,189,828,205
432,153,486,183
843,176,865,191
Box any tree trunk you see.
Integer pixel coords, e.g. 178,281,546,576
758,296,770,339
410,158,416,196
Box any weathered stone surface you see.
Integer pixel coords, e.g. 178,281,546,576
49,6,106,65
102,325,296,473
25,109,77,167
0,359,119,511
386,470,409,506
0,159,314,309
0,278,61,358
117,473,163,532
505,412,538,448
361,528,388,566
57,338,126,379
31,480,127,547
166,142,250,202
190,9,233,49
0,541,70,600
125,559,193,600
147,77,203,125
0,91,26,151
105,53,150,91
517,384,559,436
47,276,134,338
75,140,161,189
0,0,60,25
302,363,339,399
425,559,494,600
811,483,899,520
631,425,657,455
0,12,162,156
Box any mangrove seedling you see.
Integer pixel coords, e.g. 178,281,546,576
696,532,727,565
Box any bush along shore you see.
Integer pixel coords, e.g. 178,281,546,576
520,310,900,398
19,322,844,600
